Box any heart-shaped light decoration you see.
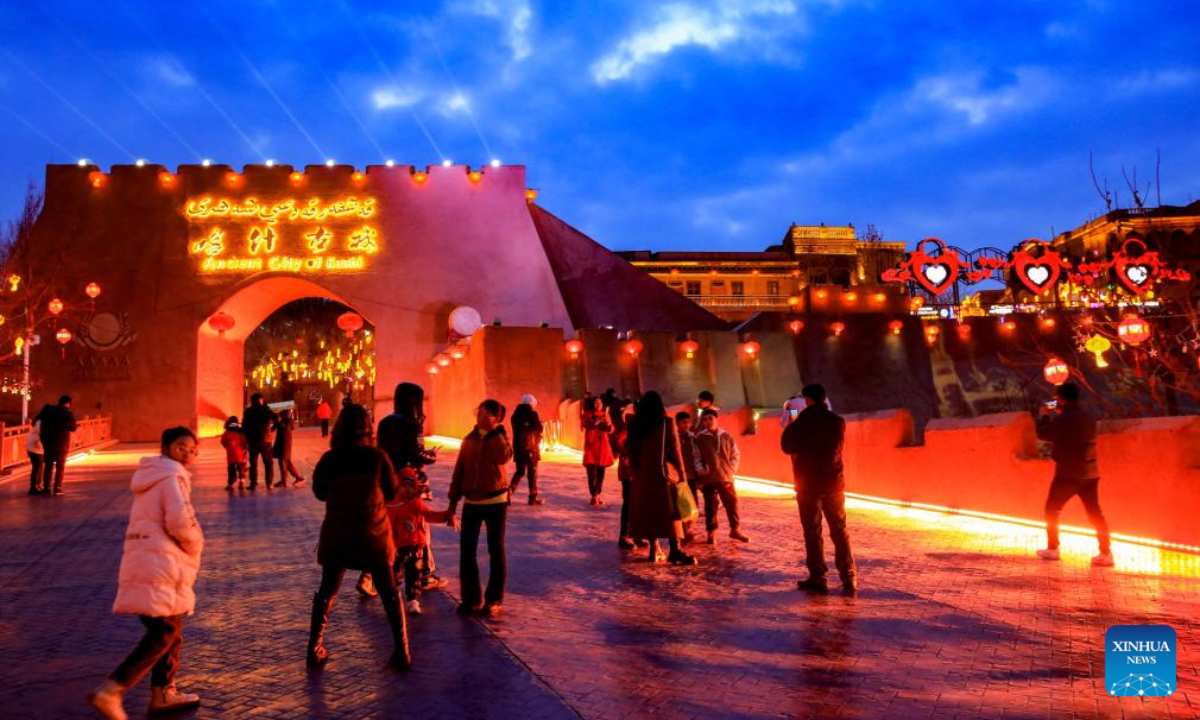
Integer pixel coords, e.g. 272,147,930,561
909,238,962,296
1011,240,1064,295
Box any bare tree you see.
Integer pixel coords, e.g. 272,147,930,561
1089,152,1113,212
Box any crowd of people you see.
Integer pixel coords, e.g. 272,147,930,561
83,377,1111,719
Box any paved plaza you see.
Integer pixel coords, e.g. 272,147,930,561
1,429,1198,720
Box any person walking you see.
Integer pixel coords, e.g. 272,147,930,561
674,411,704,543
582,396,614,506
306,404,411,670
241,394,277,491
510,395,546,506
26,418,44,496
316,399,333,438
272,409,306,487
87,427,204,720
626,392,697,566
446,400,513,617
695,409,750,544
36,396,77,496
1035,382,1113,567
781,384,856,594
219,417,249,491
374,382,444,597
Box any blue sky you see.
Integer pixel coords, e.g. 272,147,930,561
2,0,1199,252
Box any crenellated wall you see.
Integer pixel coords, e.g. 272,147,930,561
29,162,574,439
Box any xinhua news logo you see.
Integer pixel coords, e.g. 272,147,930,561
1105,625,1176,697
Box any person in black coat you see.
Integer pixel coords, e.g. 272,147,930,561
510,395,545,506
781,384,856,595
35,396,78,496
242,393,277,490
362,382,442,597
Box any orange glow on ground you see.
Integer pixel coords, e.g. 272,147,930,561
439,438,1200,573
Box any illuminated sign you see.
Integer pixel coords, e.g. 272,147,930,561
184,195,380,274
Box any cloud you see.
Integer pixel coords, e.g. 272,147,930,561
591,0,806,84
913,67,1056,126
440,92,471,115
149,56,194,88
779,67,1057,176
451,0,534,61
371,85,423,110
1110,68,1198,98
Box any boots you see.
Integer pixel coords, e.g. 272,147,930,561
381,590,411,670
86,679,127,720
306,593,333,667
148,683,200,714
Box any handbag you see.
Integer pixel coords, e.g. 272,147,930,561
663,421,699,523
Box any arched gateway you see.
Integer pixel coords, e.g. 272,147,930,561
28,163,721,440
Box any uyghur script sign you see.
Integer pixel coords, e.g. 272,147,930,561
184,196,380,274
883,237,1191,298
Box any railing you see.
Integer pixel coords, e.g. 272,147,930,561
0,415,113,470
687,295,793,310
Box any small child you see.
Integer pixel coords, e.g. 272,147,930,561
220,417,249,491
388,467,457,615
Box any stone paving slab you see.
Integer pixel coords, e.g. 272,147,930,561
1,429,1198,720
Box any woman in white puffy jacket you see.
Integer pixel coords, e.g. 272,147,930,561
88,427,205,720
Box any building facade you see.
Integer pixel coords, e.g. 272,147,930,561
617,224,908,321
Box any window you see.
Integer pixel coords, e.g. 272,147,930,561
731,281,745,296
767,281,780,296
686,281,702,295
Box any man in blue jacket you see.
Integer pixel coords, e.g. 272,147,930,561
1035,382,1113,567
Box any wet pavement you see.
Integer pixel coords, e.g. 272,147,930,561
1,428,1197,720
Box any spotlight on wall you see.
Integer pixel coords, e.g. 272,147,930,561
201,159,212,166
385,159,396,167
135,158,147,167
77,158,90,167
325,159,336,167
442,159,453,167
490,159,501,167
265,159,276,167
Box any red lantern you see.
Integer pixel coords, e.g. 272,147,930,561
207,311,235,336
337,312,364,338
680,339,700,358
622,339,644,356
1043,356,1070,386
48,298,64,316
565,339,584,357
830,321,846,337
957,322,972,338
788,320,804,334
85,282,102,299
889,320,903,335
924,324,941,343
56,328,73,345
1117,314,1151,346
740,340,761,357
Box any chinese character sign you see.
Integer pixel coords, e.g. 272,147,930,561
184,196,381,274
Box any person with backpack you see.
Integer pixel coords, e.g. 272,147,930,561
510,395,546,506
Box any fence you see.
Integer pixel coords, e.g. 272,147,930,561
0,415,114,470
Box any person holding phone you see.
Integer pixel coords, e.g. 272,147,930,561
781,394,805,428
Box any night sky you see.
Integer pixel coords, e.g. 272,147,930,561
2,0,1198,252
